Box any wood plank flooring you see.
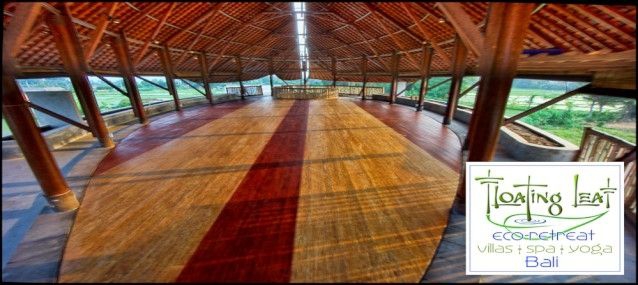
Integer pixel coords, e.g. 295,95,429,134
59,98,461,282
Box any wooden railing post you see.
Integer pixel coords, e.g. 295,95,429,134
417,45,433,111
443,34,468,125
269,59,275,96
332,57,337,88
361,56,368,100
111,30,147,124
45,4,114,148
3,3,79,211
198,52,214,104
236,56,245,99
389,52,400,104
158,45,181,111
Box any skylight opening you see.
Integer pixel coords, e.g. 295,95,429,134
292,2,310,84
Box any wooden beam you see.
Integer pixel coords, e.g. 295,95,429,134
111,31,147,124
503,84,588,125
2,2,80,211
400,3,451,65
135,75,169,91
27,102,91,131
165,3,223,46
367,7,421,70
417,45,433,111
135,3,179,66
198,52,213,104
92,73,129,97
174,14,217,67
593,5,635,29
548,4,627,50
178,77,206,96
466,3,534,162
566,5,635,41
317,5,392,71
84,2,118,61
436,2,484,57
458,79,481,98
364,3,424,44
157,45,180,111
45,4,114,148
517,49,636,74
3,3,42,68
395,81,419,97
443,35,468,125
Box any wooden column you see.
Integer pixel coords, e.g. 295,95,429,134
111,31,147,124
443,34,468,125
3,3,79,212
331,57,337,88
198,52,213,104
45,5,114,148
361,56,368,100
457,3,535,204
235,56,245,99
269,59,274,96
417,45,433,111
467,3,534,161
158,45,180,111
389,52,400,104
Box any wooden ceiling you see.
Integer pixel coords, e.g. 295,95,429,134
3,2,636,83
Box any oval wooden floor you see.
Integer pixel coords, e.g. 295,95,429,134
59,97,461,283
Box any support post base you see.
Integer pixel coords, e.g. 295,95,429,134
45,190,80,212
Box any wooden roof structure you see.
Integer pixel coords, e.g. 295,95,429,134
3,2,636,84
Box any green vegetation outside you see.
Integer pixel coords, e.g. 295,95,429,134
4,76,636,148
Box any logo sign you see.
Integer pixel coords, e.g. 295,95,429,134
466,162,624,275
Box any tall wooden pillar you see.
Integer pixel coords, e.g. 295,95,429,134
111,31,147,124
268,59,275,96
443,34,468,125
45,5,114,148
361,56,368,100
460,3,535,202
158,45,180,111
198,52,213,104
331,57,337,88
389,52,400,104
235,56,245,99
417,45,433,111
3,3,79,212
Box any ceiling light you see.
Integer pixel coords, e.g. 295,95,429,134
111,17,121,24
438,18,446,23
153,40,160,44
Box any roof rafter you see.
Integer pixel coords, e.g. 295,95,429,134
436,2,484,56
84,2,118,61
134,3,177,66
399,2,451,64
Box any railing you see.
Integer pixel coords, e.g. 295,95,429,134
574,127,636,222
272,86,338,99
336,86,384,96
226,86,263,96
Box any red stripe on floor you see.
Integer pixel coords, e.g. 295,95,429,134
95,100,251,175
176,100,310,283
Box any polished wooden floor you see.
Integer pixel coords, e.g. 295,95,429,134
59,97,461,282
